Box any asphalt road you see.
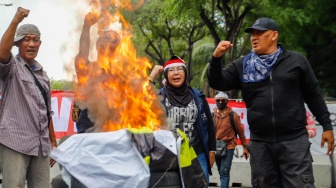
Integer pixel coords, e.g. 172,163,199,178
0,163,249,188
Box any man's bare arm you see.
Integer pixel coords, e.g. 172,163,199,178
74,12,99,77
0,7,29,63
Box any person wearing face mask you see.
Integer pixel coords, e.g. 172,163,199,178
149,55,216,187
213,91,249,188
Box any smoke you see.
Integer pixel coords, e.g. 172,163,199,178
72,0,167,131
0,0,166,130
0,0,91,80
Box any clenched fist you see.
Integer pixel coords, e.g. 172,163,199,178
13,7,30,23
149,65,163,82
213,41,233,58
84,12,99,27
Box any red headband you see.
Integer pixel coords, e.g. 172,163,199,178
164,58,186,71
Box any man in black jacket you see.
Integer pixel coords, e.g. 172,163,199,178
207,17,334,188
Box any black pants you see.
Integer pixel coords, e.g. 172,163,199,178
247,134,315,188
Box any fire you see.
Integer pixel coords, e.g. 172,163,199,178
75,0,166,132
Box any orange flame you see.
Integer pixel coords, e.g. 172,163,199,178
75,0,166,132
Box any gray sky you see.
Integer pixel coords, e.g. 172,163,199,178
0,0,93,80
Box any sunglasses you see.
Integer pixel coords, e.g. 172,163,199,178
215,99,228,103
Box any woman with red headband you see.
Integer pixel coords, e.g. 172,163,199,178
149,55,216,187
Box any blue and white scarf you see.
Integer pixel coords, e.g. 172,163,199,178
243,47,282,83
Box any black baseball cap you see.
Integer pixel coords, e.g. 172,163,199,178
244,18,278,33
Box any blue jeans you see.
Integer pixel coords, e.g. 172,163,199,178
215,149,234,188
197,153,209,187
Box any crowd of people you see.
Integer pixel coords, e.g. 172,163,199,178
0,6,334,188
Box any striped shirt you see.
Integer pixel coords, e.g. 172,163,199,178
0,54,52,156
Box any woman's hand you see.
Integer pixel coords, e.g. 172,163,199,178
149,65,163,82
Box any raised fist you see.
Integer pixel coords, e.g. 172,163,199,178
213,40,233,58
84,12,99,27
149,65,164,81
13,7,30,23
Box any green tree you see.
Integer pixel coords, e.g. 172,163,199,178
129,0,335,97
295,0,336,97
130,0,207,88
163,0,336,97
251,0,336,97
165,0,254,97
50,78,75,91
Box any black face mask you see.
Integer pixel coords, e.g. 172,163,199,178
216,101,227,110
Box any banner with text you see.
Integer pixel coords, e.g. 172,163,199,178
50,91,335,155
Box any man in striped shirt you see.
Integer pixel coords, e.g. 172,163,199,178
0,7,55,188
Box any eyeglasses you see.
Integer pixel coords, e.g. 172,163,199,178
168,66,184,73
215,99,227,103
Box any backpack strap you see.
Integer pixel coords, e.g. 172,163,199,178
24,64,50,124
229,111,238,138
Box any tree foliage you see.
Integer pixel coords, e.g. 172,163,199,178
130,0,207,88
128,0,335,97
163,0,254,97
50,78,75,91
296,0,336,97
249,0,336,97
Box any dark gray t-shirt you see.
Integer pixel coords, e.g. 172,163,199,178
164,98,203,154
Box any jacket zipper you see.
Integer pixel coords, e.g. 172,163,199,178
270,71,276,142
269,48,287,142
